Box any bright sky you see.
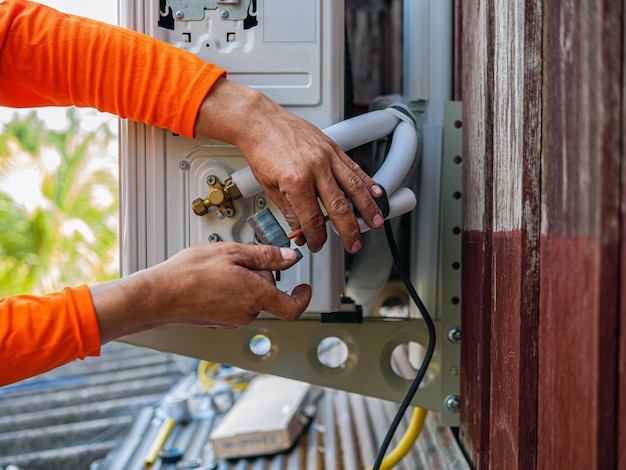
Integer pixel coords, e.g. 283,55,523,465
37,0,118,25
0,0,119,128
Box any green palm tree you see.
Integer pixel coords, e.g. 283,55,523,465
0,108,119,296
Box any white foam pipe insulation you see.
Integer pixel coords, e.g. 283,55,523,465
230,104,419,233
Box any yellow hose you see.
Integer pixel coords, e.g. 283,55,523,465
367,407,428,470
196,360,251,393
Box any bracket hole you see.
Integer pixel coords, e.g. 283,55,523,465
391,342,433,386
249,334,272,357
452,226,461,235
317,337,349,369
453,155,462,164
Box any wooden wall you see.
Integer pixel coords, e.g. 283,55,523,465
460,1,625,468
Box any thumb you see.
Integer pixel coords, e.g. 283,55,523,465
260,283,312,321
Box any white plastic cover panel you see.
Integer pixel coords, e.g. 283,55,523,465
120,0,346,312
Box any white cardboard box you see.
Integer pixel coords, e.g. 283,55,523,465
209,375,315,459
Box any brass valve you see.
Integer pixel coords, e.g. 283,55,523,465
192,175,241,217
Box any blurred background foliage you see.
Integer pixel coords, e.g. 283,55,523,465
0,108,119,296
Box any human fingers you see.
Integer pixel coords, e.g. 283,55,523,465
253,268,277,285
280,180,329,252
282,153,364,253
236,243,300,270
258,283,312,321
231,245,311,320
329,149,385,230
226,258,310,322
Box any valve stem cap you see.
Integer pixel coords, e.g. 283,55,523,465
247,208,290,247
192,198,208,216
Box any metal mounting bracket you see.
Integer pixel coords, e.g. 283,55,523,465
167,0,252,21
122,317,443,409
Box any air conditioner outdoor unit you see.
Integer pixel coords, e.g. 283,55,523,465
119,0,461,425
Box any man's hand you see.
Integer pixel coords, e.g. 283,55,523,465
91,243,311,344
194,78,385,254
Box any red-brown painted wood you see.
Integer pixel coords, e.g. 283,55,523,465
461,1,541,468
537,2,622,468
619,3,626,468
460,0,493,466
461,1,623,468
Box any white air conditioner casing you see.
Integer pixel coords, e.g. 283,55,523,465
119,0,461,426
119,0,345,313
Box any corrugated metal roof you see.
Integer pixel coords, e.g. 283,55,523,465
99,370,470,470
0,344,470,470
0,342,186,470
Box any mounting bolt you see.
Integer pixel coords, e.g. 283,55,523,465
224,207,235,218
178,161,189,170
257,198,266,208
220,9,229,19
206,175,217,185
444,394,460,413
208,233,220,243
175,10,184,19
447,326,462,343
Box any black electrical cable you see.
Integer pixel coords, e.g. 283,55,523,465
372,219,437,470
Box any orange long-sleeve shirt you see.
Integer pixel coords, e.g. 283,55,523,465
0,0,226,386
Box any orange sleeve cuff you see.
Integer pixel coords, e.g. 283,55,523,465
0,285,101,386
0,0,226,138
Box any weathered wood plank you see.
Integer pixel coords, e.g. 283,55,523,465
460,0,493,467
461,1,623,468
516,2,542,467
489,1,542,467
538,1,622,468
619,3,626,468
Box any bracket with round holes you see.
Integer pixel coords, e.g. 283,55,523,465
121,317,443,411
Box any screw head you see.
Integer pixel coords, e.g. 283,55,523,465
444,394,460,413
220,9,229,18
223,207,235,217
206,175,216,185
175,10,184,19
257,198,266,208
447,326,462,343
208,233,220,243
178,160,189,170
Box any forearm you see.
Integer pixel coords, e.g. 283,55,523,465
0,286,101,386
89,271,165,344
194,78,282,145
